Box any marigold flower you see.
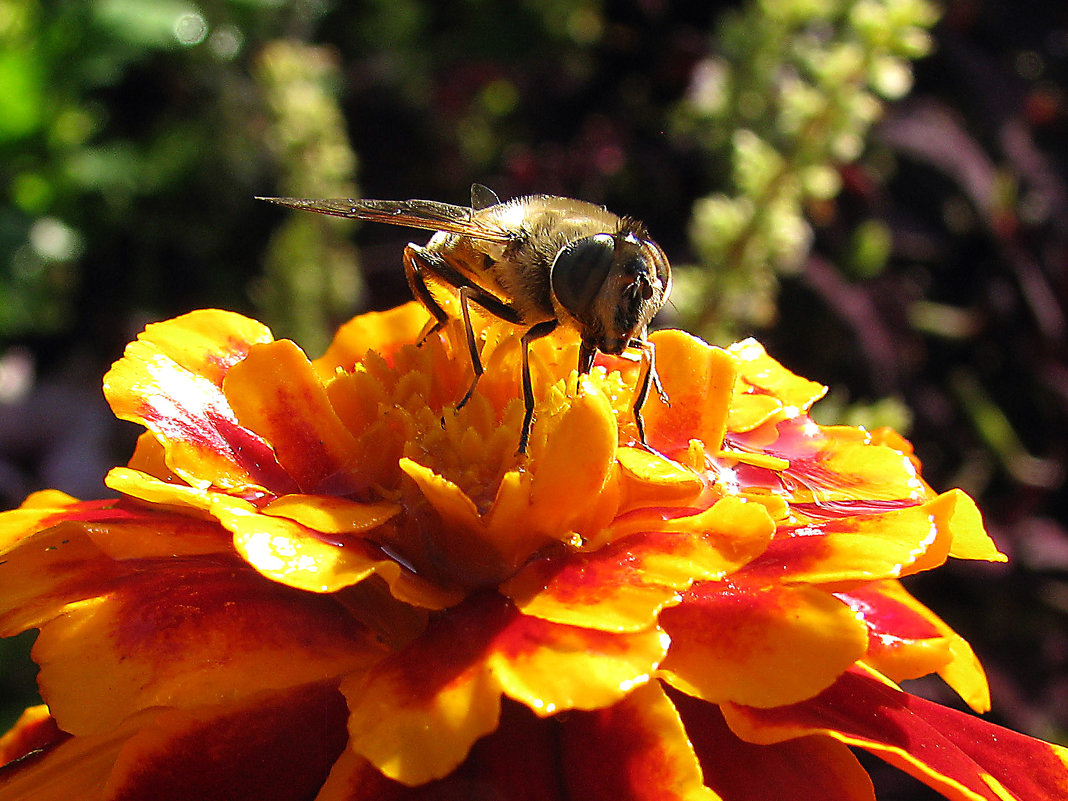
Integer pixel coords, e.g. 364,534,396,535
1,302,1066,800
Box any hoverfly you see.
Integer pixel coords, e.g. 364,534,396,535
258,184,672,453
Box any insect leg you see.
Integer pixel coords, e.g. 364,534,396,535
518,319,560,454
577,340,597,374
447,282,526,409
406,243,524,343
456,287,483,409
628,338,667,447
405,249,528,414
403,245,452,344
629,336,669,404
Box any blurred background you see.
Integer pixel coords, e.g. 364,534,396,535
0,0,1065,795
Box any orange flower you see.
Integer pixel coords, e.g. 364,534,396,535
2,303,1066,800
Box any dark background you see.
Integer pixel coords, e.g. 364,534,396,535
0,1,1065,797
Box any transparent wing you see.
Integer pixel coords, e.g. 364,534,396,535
256,196,513,242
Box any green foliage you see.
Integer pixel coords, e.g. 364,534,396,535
253,41,360,354
0,0,306,340
674,0,938,342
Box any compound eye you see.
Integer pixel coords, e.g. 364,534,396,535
550,233,616,322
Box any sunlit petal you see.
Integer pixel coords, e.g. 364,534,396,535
723,666,1068,801
32,565,384,736
659,580,868,707
672,689,876,801
560,682,718,801
342,594,668,785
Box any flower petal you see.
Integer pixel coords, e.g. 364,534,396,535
32,563,384,736
0,706,65,767
659,580,868,708
123,308,274,386
0,709,142,799
224,339,365,494
644,330,737,453
727,338,827,428
524,373,617,534
342,593,668,785
615,447,706,508
260,494,401,535
0,490,80,550
225,503,452,604
315,700,562,801
105,466,452,605
835,579,992,712
4,485,231,562
102,684,349,801
503,496,774,632
2,685,347,800
671,689,876,801
0,525,124,636
560,681,717,801
103,315,293,492
767,420,928,509
313,302,432,380
741,490,980,585
723,666,1068,801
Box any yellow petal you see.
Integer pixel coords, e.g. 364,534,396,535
0,489,79,551
659,582,869,708
32,565,384,736
560,681,720,801
224,339,364,494
261,495,400,534
526,374,617,532
644,330,737,453
313,302,432,380
343,594,668,786
728,338,827,415
940,489,1006,562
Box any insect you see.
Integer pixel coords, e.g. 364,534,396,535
258,184,672,453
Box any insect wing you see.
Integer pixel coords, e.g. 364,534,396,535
257,196,513,242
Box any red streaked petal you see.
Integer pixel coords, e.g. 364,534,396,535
103,683,349,801
103,324,294,493
659,580,868,708
82,510,233,561
2,684,346,801
670,690,876,801
0,706,65,767
0,709,141,800
835,579,992,712
503,496,774,633
775,420,928,507
224,339,365,494
742,490,977,585
0,525,124,636
7,487,234,562
644,330,737,454
116,309,274,387
341,593,668,786
315,700,563,801
723,666,1068,801
0,490,89,552
560,681,718,801
32,563,384,736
